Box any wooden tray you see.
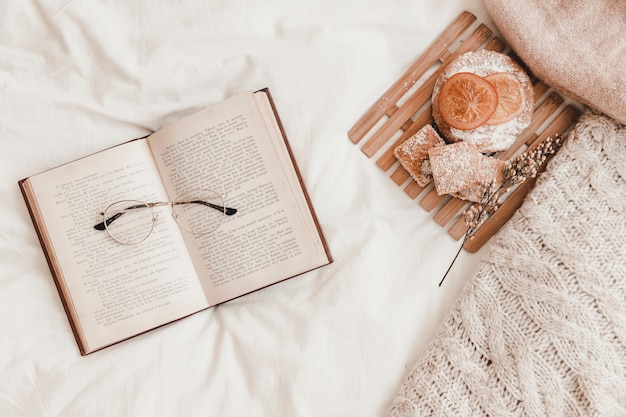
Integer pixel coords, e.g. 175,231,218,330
348,11,581,253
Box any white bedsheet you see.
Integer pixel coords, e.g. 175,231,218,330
1,1,497,415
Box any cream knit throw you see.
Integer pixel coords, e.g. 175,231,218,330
386,111,626,416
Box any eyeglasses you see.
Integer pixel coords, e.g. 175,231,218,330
94,188,237,245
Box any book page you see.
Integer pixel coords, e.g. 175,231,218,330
253,92,328,256
25,140,208,352
148,91,329,305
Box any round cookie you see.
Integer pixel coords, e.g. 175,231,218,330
432,49,534,153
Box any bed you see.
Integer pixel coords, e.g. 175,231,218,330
1,1,516,415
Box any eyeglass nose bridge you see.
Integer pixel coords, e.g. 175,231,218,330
142,201,178,222
146,201,172,209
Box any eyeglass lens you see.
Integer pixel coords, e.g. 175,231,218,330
103,200,155,245
172,189,226,235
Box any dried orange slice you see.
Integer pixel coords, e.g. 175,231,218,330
484,72,524,125
437,72,498,130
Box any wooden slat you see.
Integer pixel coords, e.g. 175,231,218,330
347,11,477,144
433,197,468,227
404,181,425,199
390,165,410,186
447,212,471,241
419,188,447,211
532,81,551,102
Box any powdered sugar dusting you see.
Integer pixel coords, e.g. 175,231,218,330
432,49,534,153
428,141,482,195
397,124,444,153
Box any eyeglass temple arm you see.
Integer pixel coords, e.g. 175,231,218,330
93,201,237,231
184,200,237,216
93,203,149,231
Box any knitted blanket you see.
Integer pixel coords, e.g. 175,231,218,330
386,111,626,416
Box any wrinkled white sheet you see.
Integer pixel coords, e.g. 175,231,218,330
1,1,497,415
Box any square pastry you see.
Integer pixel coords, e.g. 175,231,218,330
428,141,483,195
393,124,446,187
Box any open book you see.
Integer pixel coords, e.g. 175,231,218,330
19,89,332,355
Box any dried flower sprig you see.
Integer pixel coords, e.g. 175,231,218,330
438,134,565,287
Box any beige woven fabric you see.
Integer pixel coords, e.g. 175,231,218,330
385,111,626,416
483,0,626,125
